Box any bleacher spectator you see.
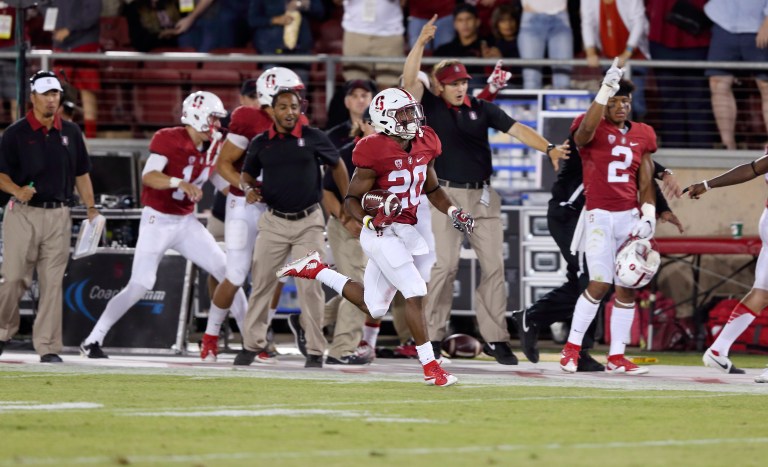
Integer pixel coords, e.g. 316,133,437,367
41,0,102,138
647,0,713,148
406,0,456,50
325,79,376,149
518,0,571,90
580,0,650,120
464,0,515,38
248,0,324,83
434,4,501,83
0,3,22,122
173,0,218,52
339,0,405,88
214,0,250,48
124,0,182,52
704,0,768,150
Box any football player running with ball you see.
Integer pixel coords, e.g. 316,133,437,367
559,60,658,375
278,88,475,387
80,91,248,358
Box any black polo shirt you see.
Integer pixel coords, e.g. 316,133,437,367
421,90,515,184
325,120,354,149
0,111,91,203
322,138,356,202
244,124,340,213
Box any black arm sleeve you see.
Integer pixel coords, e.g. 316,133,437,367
654,181,671,214
653,160,667,180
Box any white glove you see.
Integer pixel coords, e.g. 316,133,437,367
595,57,624,105
631,203,656,239
487,60,512,93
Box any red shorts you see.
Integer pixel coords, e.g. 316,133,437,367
54,43,101,91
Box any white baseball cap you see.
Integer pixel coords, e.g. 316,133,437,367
29,71,63,94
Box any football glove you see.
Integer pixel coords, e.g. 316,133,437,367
595,57,624,105
487,60,512,94
630,203,656,239
450,207,475,235
363,210,395,235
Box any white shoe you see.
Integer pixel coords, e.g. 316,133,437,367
703,348,745,374
756,368,768,383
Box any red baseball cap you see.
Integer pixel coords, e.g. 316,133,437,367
435,63,471,84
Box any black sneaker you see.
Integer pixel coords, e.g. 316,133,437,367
512,309,539,363
80,341,108,359
326,354,372,365
40,353,63,363
487,341,518,365
576,350,605,372
0,340,5,356
233,349,259,366
305,354,323,368
287,314,307,357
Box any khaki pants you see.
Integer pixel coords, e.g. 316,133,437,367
243,208,326,355
342,31,404,88
325,216,367,359
426,186,510,343
0,204,71,355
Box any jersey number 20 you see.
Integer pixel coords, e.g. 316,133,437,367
388,165,427,208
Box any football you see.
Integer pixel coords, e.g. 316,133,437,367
361,189,402,217
441,333,483,358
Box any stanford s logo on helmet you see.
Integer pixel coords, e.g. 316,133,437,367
615,237,660,289
181,91,227,133
368,88,425,141
256,67,304,107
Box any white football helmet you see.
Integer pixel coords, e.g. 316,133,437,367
256,67,305,107
369,88,425,140
181,91,227,133
615,237,661,289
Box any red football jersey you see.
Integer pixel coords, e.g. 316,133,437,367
352,126,441,224
226,106,309,195
571,115,658,211
142,127,218,215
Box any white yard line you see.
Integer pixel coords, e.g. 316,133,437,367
3,437,767,465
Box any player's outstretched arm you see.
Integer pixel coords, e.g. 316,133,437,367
423,162,474,234
403,14,437,101
687,154,768,198
574,57,623,147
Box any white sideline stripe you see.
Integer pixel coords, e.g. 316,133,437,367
127,408,433,423
112,393,754,414
4,437,768,465
0,402,102,412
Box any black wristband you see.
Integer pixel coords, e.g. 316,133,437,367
424,184,440,195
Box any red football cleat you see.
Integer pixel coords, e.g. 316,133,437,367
201,333,218,362
560,342,581,373
423,360,458,387
276,251,326,280
606,354,649,375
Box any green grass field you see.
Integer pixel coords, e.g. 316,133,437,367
1,351,766,467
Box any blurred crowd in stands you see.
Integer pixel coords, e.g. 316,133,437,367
1,0,767,149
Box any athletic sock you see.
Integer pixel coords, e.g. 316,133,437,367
84,282,148,345
206,303,228,336
416,341,436,366
362,321,381,348
711,303,757,356
316,268,350,295
609,305,636,356
567,294,600,347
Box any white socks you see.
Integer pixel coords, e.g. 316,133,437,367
362,322,380,348
206,303,228,336
567,293,600,347
316,268,350,295
416,341,435,366
84,282,149,345
609,303,636,356
711,303,757,356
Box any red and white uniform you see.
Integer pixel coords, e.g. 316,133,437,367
351,126,442,318
131,127,230,292
222,107,310,285
570,115,658,284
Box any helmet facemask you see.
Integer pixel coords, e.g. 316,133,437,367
387,103,425,140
